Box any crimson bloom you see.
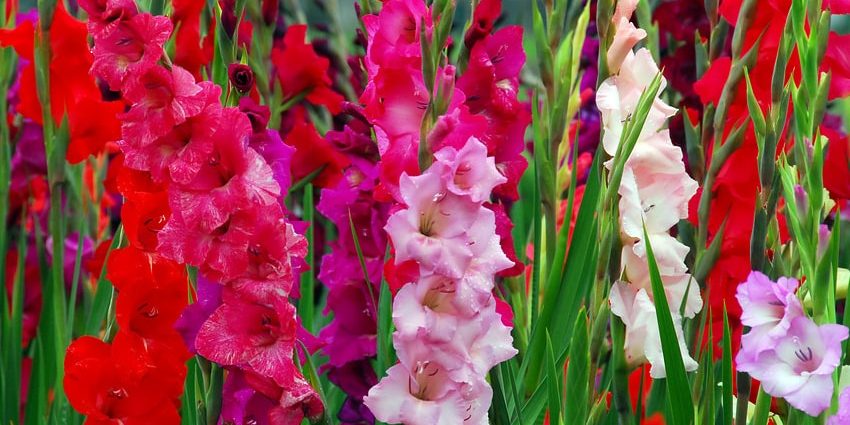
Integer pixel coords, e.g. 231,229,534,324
271,24,344,114
64,336,181,424
283,109,350,188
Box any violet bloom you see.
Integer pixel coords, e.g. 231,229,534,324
46,233,94,289
738,316,848,416
9,120,47,191
735,271,804,360
174,275,222,353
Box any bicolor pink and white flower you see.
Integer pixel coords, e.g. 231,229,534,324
598,5,700,378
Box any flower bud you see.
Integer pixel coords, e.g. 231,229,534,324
817,224,831,261
261,0,278,26
219,0,237,38
794,184,808,215
228,63,255,94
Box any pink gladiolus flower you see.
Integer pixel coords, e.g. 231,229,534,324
371,123,516,423
384,163,491,278
433,137,506,203
364,363,491,425
362,0,431,74
393,298,517,380
601,5,700,379
91,13,172,90
158,204,300,284
596,49,677,156
167,111,280,232
195,290,298,387
828,386,850,425
120,66,208,148
119,83,222,182
620,245,702,318
613,0,640,22
738,316,848,416
617,132,697,239
78,0,138,37
607,18,646,74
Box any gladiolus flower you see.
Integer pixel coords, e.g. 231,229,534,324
91,13,172,90
735,272,804,360
738,317,848,416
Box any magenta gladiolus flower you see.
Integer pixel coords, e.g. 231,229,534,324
78,0,138,36
738,316,848,416
120,66,208,147
196,291,297,386
91,13,172,90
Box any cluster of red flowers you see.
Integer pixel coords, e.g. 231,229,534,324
692,0,850,354
62,1,187,422
0,2,122,164
63,0,321,423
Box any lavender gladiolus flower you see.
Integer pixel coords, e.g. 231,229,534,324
738,316,848,416
735,271,804,360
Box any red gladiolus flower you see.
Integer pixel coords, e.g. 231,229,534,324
171,0,211,78
115,279,187,340
106,247,187,293
271,24,344,114
122,190,170,252
823,126,850,201
463,0,501,49
284,109,350,188
64,336,181,424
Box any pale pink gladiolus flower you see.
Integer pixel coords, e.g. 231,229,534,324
607,17,646,74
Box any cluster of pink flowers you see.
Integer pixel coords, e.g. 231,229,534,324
364,138,518,424
597,1,701,378
736,272,848,416
360,0,529,204
355,0,525,422
82,0,321,422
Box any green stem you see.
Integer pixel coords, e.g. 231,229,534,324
298,184,315,332
750,387,772,425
